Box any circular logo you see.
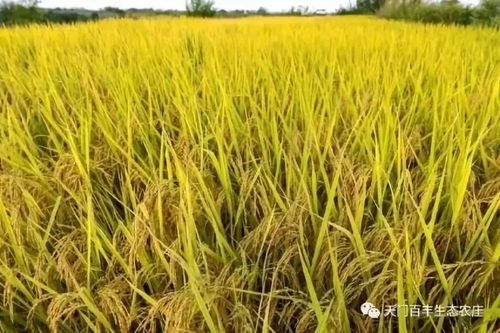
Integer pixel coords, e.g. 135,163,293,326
361,302,375,315
361,302,380,318
368,307,381,319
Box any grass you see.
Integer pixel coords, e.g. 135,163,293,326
0,16,499,332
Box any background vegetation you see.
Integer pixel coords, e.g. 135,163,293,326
0,1,97,25
186,0,216,17
379,0,500,26
2,0,498,26
0,16,498,332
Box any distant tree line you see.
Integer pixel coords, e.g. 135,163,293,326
3,0,498,27
378,0,499,26
335,0,499,26
0,1,98,25
185,0,328,17
0,0,335,26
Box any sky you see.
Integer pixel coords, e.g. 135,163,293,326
39,0,479,12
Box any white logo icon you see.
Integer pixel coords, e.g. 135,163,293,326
361,302,380,319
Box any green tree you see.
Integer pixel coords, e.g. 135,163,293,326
356,0,387,12
186,0,216,17
256,7,268,15
0,1,43,25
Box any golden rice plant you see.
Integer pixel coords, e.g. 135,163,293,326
0,16,498,332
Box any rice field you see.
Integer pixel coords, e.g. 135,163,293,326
0,16,499,332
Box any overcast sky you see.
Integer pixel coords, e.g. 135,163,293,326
39,0,479,12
